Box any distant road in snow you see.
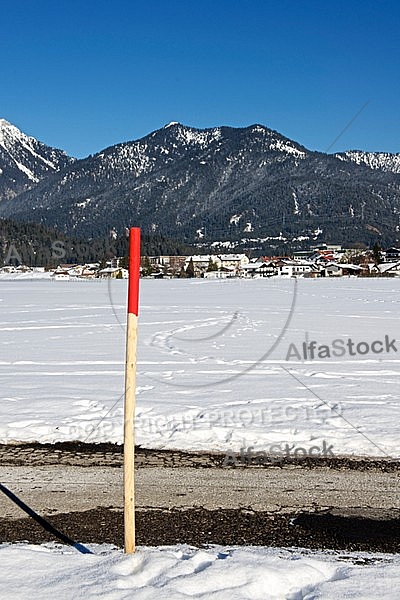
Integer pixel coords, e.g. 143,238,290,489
0,444,398,519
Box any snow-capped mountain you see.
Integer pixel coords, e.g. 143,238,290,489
0,119,74,201
1,121,400,250
335,150,400,174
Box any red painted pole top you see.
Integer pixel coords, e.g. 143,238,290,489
127,227,141,316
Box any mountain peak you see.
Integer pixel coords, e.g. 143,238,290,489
0,118,29,135
0,118,14,129
0,119,26,144
0,119,74,197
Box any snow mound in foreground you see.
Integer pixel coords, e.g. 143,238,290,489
1,543,400,599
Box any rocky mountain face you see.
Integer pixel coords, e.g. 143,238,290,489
1,120,400,251
0,119,74,201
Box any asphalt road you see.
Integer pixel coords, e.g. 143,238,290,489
1,464,399,518
0,443,399,552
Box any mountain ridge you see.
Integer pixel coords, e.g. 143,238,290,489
1,120,400,251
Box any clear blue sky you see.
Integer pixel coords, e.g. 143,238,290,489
1,0,399,158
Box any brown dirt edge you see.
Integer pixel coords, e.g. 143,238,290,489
1,507,399,554
0,442,399,471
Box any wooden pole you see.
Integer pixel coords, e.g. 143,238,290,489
124,227,141,554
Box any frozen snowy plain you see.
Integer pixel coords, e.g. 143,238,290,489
0,276,399,458
1,276,400,599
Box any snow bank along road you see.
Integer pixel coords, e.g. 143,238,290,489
0,443,399,553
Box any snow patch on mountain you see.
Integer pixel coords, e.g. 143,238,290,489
110,142,154,177
269,138,306,157
336,150,400,174
230,214,242,225
13,161,38,182
175,125,222,147
292,191,299,214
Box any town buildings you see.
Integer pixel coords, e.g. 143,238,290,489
2,244,400,279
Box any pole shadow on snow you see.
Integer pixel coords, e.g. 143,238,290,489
0,482,92,554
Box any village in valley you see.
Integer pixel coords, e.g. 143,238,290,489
2,243,400,280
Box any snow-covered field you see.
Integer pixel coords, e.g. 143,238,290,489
1,277,400,597
0,276,399,457
1,542,400,600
